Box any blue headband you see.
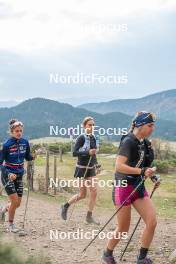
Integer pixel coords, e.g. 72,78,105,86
134,113,156,128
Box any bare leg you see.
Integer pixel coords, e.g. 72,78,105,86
2,200,11,213
133,197,157,248
8,194,21,223
68,178,87,205
87,176,97,212
107,205,131,250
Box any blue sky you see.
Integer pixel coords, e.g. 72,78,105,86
0,0,176,105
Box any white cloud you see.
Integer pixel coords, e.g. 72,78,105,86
0,0,175,54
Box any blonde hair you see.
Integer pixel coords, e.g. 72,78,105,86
82,116,94,127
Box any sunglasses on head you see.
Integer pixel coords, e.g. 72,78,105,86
11,121,24,129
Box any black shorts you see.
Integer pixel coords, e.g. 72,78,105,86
74,167,96,178
1,169,24,197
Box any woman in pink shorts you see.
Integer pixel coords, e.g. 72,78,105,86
102,111,160,264
113,183,149,207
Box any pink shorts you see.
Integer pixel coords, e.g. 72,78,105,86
112,184,149,206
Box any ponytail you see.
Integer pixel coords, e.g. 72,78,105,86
129,120,135,133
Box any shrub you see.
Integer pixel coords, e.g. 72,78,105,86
48,142,71,154
99,142,117,154
0,238,49,264
152,160,170,173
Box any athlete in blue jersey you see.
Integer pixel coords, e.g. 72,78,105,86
0,119,35,232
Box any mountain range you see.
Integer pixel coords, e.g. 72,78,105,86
78,89,176,121
0,91,175,141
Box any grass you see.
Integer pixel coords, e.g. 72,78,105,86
30,153,176,219
0,237,49,264
1,153,174,217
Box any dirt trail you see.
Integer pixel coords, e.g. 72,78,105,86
1,194,176,264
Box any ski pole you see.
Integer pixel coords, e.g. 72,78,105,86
21,164,33,230
119,176,160,261
82,176,145,253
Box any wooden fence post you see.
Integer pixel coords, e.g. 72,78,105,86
54,155,57,195
27,161,34,191
45,150,49,194
59,146,63,162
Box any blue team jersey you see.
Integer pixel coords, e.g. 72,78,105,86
0,137,33,174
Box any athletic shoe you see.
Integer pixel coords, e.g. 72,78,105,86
137,256,153,264
7,224,19,233
86,215,100,225
102,251,117,264
61,204,68,220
